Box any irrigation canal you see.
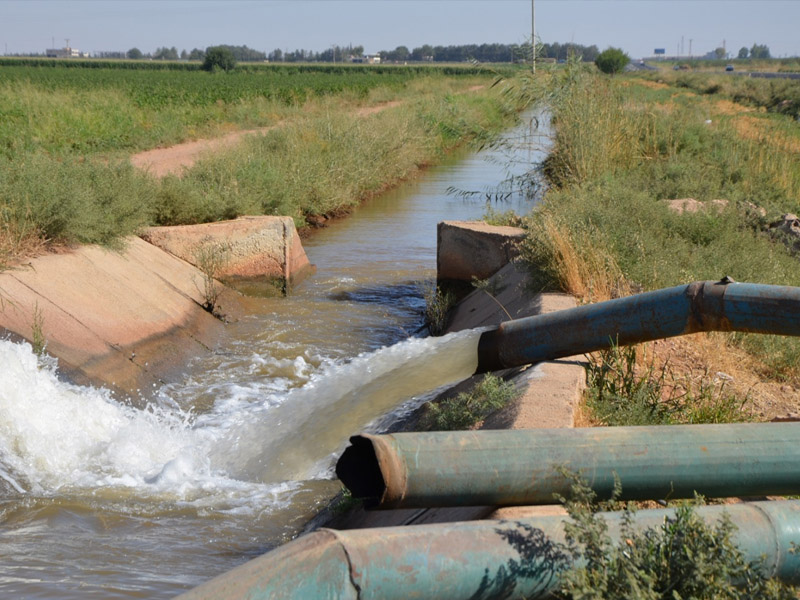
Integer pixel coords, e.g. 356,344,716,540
0,110,547,598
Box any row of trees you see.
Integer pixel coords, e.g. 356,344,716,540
114,41,602,64
378,42,600,63
738,44,771,59
266,44,365,63
124,45,265,62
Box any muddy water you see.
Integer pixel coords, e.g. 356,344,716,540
0,111,548,598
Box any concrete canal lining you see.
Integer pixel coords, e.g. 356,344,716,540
324,221,587,530
0,216,311,397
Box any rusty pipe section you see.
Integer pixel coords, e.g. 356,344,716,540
476,279,800,372
336,424,800,509
177,500,800,599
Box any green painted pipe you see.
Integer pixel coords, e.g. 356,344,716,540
336,423,800,509
177,500,800,599
476,279,800,372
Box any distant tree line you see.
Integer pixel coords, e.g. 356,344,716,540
266,44,365,63
737,44,772,59
378,42,600,63
122,44,265,62
38,40,602,64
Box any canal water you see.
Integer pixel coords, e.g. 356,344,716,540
0,110,548,598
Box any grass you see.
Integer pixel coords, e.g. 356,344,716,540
422,281,456,336
585,345,750,427
421,373,519,430
0,66,514,265
515,69,800,381
31,302,45,357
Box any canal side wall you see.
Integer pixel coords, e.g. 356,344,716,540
0,237,243,397
321,222,586,531
141,216,315,292
0,216,313,398
437,220,526,285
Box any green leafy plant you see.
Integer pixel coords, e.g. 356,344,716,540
422,373,519,430
422,281,455,336
556,473,796,599
594,47,630,75
330,486,362,515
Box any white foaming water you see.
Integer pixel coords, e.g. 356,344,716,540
202,328,483,483
0,329,481,508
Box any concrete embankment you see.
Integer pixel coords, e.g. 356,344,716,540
323,220,586,530
141,215,314,294
180,220,588,599
0,216,311,397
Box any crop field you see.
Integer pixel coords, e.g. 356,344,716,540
0,60,512,265
0,60,487,109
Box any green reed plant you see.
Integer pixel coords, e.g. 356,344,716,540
194,238,229,317
422,373,519,431
422,281,455,336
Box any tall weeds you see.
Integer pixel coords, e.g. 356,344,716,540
520,71,800,378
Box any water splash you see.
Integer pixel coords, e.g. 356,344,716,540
0,328,481,505
203,328,483,483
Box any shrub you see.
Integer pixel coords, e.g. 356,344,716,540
586,345,750,426
423,374,519,430
595,47,630,75
203,46,237,72
556,474,797,599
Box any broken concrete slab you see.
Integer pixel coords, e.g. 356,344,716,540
141,216,315,294
437,220,525,284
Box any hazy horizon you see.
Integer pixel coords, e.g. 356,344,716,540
2,0,799,60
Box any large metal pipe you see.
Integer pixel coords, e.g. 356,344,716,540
336,423,800,509
476,279,800,372
177,500,800,599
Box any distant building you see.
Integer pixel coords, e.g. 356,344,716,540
350,54,381,64
45,46,87,58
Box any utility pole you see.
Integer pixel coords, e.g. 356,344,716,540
531,0,535,74
689,38,693,58
681,36,684,56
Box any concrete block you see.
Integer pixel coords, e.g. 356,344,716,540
141,216,314,294
437,220,525,283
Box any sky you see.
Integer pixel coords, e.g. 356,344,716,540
1,0,798,60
